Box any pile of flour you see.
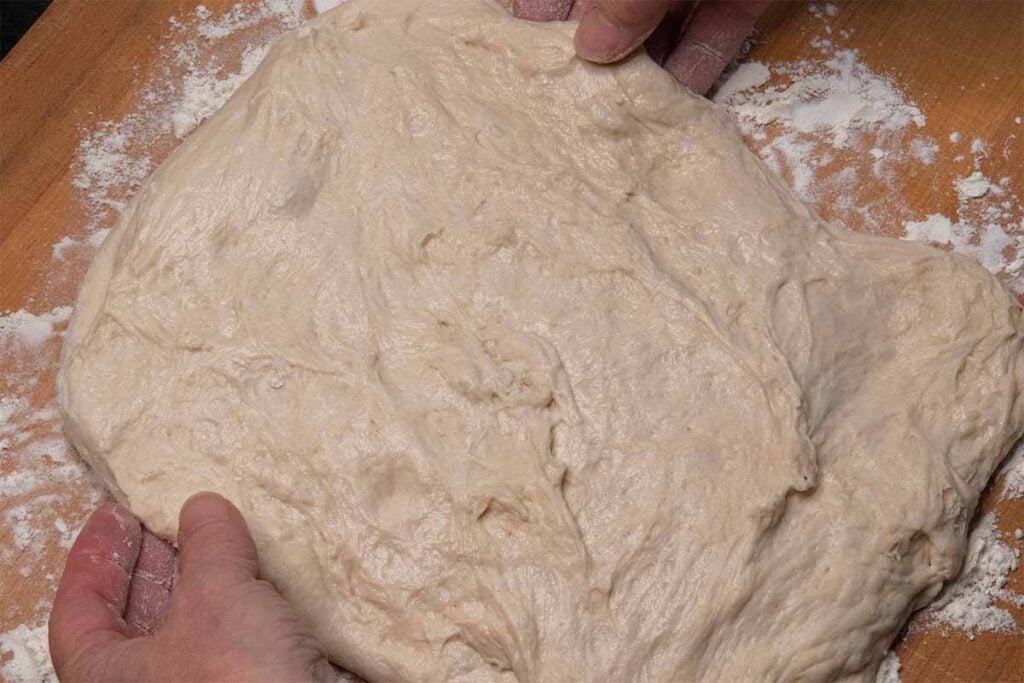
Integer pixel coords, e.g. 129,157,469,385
0,623,53,683
715,49,927,200
903,169,1022,294
714,5,1022,297
1,1,1021,680
924,510,1024,636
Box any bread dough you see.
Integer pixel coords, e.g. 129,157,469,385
60,0,1024,680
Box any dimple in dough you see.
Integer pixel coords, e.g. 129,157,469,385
60,0,1024,680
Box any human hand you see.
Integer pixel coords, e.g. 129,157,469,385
49,493,334,682
513,0,769,94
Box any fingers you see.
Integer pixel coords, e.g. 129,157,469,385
663,0,768,94
123,530,177,636
514,0,573,21
176,492,258,590
49,503,142,675
575,0,672,64
567,0,596,20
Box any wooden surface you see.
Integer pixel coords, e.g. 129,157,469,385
1,1,1022,681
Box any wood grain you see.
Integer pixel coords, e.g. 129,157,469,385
1,1,1021,681
756,0,1023,238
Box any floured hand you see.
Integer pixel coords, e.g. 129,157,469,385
49,494,333,682
513,0,768,94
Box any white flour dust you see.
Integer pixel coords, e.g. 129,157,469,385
0,306,73,397
0,306,97,576
901,164,1022,292
874,650,900,683
957,170,999,199
0,622,54,683
313,0,347,15
1001,441,1024,501
191,0,305,39
171,42,272,138
715,46,929,216
73,125,153,218
715,11,1023,298
61,0,309,258
0,307,72,350
922,513,1024,637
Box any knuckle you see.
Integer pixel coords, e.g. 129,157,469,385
60,641,108,683
603,0,665,26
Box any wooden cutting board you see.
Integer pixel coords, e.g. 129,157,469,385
1,1,1021,680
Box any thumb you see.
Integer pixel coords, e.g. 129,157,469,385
175,492,258,589
575,0,671,64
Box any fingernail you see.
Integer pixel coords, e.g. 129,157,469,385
575,10,632,63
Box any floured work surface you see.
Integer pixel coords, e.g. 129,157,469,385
58,0,1024,680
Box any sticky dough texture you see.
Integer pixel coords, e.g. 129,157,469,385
61,0,1024,680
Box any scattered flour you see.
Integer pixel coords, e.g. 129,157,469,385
88,228,111,251
923,513,1024,637
717,48,924,149
807,3,838,19
716,10,1023,304
713,62,771,102
908,138,937,165
1,393,93,508
70,0,307,237
171,42,272,138
902,162,1021,290
0,622,55,683
192,0,305,39
73,124,153,219
314,0,348,14
0,396,30,449
50,236,78,261
903,214,955,246
715,43,935,231
1001,440,1024,500
0,307,72,349
875,651,900,683
0,307,74,396
956,171,1001,199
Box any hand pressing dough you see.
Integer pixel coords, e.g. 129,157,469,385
60,0,1024,680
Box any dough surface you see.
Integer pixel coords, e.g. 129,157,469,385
61,0,1024,680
